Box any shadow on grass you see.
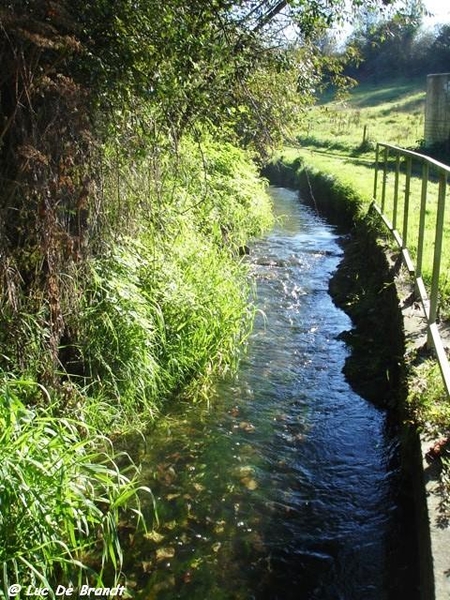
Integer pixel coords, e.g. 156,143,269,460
349,80,425,109
378,96,425,115
298,143,376,168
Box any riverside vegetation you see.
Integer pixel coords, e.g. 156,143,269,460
0,133,273,594
0,1,282,592
0,0,377,592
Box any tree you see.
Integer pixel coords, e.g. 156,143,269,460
343,0,425,81
426,24,450,74
0,0,405,379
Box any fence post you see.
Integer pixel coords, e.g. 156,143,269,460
372,144,450,398
393,153,400,230
402,156,412,249
416,162,429,279
381,146,389,212
428,170,447,346
373,144,380,201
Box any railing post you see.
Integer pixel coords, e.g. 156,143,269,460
372,143,450,399
416,162,429,279
381,146,389,212
402,156,412,249
428,170,447,346
373,144,380,201
393,153,400,230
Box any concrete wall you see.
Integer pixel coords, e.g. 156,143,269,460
425,73,450,146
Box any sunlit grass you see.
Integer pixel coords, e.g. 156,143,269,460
302,78,426,152
407,359,450,434
0,132,274,584
291,77,450,314
376,161,450,308
0,375,149,593
289,77,450,508
69,135,273,432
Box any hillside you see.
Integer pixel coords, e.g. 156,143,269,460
299,77,426,158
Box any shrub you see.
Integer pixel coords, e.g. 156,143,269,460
66,135,273,430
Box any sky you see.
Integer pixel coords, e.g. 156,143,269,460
423,0,450,26
330,0,450,47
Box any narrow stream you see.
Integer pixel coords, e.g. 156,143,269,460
132,187,418,599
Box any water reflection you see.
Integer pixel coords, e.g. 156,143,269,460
132,187,418,600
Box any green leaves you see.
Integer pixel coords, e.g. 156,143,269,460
72,134,272,428
65,0,364,151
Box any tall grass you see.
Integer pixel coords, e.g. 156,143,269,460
0,131,274,582
0,376,148,594
0,132,273,430
66,134,273,431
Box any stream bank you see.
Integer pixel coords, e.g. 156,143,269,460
262,158,405,409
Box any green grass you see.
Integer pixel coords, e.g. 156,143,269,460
292,77,450,312
374,157,450,304
70,135,273,432
0,132,274,585
304,78,426,151
407,359,450,434
0,375,149,593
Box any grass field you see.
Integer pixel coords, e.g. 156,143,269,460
291,77,450,315
301,78,426,152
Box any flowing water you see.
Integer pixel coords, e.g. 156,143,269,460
132,187,419,599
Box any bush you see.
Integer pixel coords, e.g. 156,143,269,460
70,136,273,430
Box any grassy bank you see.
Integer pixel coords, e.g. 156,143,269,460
69,136,273,432
0,135,273,590
301,78,425,153
295,77,450,311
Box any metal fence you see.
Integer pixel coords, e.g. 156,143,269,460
373,142,450,397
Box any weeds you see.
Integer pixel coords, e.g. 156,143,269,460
0,113,273,586
0,4,276,590
0,376,149,595
62,134,274,431
407,359,450,436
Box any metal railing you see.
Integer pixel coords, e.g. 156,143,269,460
373,142,450,398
